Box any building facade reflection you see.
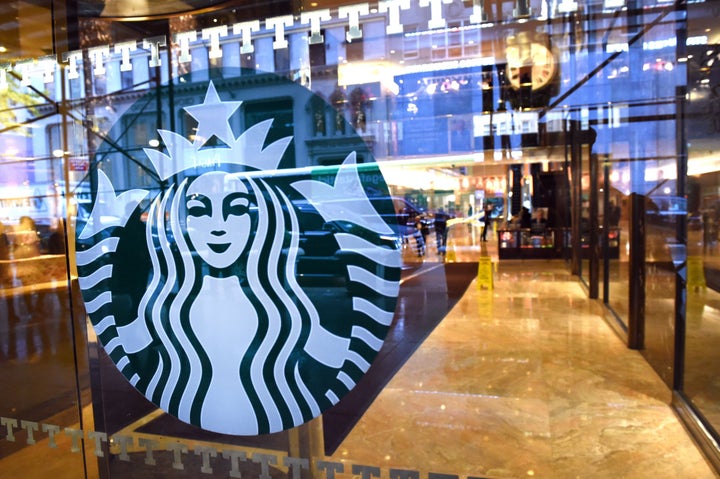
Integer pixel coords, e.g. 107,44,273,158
0,0,720,475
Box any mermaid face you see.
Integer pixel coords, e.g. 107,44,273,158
185,172,252,269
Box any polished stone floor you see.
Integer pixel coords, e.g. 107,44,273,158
1,223,718,478
326,259,717,479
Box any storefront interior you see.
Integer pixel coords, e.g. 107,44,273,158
2,0,720,477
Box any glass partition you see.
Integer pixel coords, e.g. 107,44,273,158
0,2,94,471
682,4,720,447
0,0,715,476
606,160,631,327
580,144,591,288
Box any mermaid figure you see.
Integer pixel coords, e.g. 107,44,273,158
76,81,401,435
117,170,350,435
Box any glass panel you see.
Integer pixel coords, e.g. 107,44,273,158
0,0,706,477
599,158,606,291
645,167,680,386
683,4,720,434
606,160,630,324
634,6,683,386
0,2,92,468
581,145,590,287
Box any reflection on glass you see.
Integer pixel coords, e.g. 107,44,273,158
607,163,630,326
0,0,715,475
580,149,590,288
685,170,720,430
644,193,679,386
683,20,720,440
0,205,88,477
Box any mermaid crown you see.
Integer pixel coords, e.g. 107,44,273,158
144,81,292,180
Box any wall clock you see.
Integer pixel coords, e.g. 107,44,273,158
506,41,557,91
504,32,560,109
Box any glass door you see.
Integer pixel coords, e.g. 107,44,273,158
604,160,631,331
0,68,95,479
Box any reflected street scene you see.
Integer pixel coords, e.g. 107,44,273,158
1,0,720,476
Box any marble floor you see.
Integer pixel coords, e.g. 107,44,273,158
326,260,717,479
1,229,718,478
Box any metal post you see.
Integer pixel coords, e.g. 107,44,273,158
570,121,581,276
588,150,599,299
603,156,611,303
628,192,646,350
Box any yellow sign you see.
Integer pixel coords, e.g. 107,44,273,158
687,256,706,290
477,256,493,290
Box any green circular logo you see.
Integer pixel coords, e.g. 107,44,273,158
75,71,401,435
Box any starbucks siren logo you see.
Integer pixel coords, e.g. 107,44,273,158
76,81,401,435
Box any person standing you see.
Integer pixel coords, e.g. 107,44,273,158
481,204,492,242
434,209,448,252
520,206,532,229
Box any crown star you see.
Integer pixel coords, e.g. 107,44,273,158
185,81,242,147
143,83,292,180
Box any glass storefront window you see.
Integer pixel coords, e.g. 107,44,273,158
606,160,631,325
3,0,720,476
682,5,720,461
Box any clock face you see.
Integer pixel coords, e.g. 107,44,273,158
506,42,557,91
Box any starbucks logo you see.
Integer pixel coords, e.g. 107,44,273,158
75,79,401,435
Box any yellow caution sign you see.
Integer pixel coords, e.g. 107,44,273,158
477,256,494,290
687,256,706,290
445,248,456,263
